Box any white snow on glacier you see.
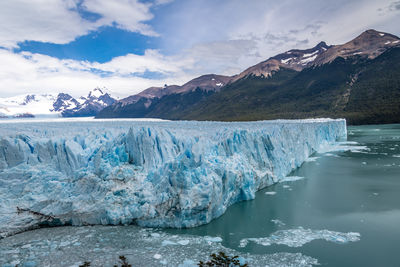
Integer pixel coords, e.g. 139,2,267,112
0,119,346,237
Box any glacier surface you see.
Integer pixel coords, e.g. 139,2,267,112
0,119,346,237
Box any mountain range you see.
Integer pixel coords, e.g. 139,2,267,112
97,29,400,125
0,88,116,118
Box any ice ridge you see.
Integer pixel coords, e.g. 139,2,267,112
0,119,346,237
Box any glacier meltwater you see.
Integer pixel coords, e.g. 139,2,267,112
0,119,346,237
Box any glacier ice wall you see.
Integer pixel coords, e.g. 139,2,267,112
0,119,346,237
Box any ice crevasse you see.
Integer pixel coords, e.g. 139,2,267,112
0,119,346,237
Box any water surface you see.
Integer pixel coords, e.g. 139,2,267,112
1,124,399,266
168,124,400,267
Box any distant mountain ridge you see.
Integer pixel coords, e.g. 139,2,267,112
99,74,232,118
313,29,400,65
120,74,232,105
58,88,116,117
0,88,116,118
97,29,400,124
231,41,332,82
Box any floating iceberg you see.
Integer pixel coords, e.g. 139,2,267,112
0,119,346,237
239,227,360,248
0,225,320,267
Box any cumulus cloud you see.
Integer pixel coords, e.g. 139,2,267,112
156,0,399,72
389,1,400,11
0,0,158,48
91,49,193,75
0,0,399,99
0,1,90,48
81,0,158,36
0,48,193,98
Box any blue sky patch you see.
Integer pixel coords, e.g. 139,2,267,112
15,26,159,63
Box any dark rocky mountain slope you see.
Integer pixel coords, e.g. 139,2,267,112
97,29,400,125
97,74,231,118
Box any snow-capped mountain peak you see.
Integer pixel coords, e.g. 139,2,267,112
273,41,331,67
231,41,331,82
87,87,106,99
52,93,80,112
0,94,57,117
59,88,116,117
22,94,36,105
232,29,400,82
0,88,116,118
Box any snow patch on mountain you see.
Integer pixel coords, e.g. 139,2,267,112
88,88,105,99
281,58,293,64
300,54,319,65
0,94,57,117
302,50,319,58
0,88,115,118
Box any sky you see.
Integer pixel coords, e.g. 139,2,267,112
0,0,399,98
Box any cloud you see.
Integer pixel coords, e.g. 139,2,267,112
389,1,400,10
0,0,158,48
1,0,399,99
81,0,158,36
154,0,174,5
91,49,193,75
180,39,259,76
152,0,399,76
0,1,90,48
0,48,193,98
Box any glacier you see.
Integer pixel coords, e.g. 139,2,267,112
0,118,346,237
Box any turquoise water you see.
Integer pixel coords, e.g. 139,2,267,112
167,124,400,266
1,124,399,266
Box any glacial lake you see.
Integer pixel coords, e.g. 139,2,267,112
1,123,399,266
